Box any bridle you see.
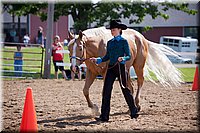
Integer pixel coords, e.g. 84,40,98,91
69,35,103,71
70,38,90,65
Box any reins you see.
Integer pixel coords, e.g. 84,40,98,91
108,62,127,89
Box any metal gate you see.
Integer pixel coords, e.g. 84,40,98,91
1,42,44,79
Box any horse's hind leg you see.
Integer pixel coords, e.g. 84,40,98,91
133,65,144,112
127,71,134,95
133,35,148,111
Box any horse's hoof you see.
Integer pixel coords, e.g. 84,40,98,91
137,105,141,112
91,104,100,116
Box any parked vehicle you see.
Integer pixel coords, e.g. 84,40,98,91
166,54,193,64
160,36,198,52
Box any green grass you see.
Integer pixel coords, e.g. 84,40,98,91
2,46,196,82
179,68,196,82
146,68,195,82
2,46,70,79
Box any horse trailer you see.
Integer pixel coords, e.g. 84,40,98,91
160,36,198,52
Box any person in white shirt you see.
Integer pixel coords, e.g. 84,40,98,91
23,33,30,46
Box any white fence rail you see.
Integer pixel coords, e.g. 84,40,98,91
1,42,44,79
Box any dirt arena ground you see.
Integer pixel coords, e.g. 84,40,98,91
2,79,199,132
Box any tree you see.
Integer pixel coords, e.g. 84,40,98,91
43,1,198,32
2,3,47,16
2,3,47,42
3,1,197,32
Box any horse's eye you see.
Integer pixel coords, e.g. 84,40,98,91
79,48,82,51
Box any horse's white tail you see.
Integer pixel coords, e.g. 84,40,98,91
144,40,184,87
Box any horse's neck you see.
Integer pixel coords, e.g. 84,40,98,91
84,37,108,75
82,28,112,58
85,37,108,58
82,28,112,59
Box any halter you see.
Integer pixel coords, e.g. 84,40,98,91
70,38,88,67
70,35,103,71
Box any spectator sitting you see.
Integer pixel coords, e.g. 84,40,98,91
70,65,81,81
10,29,16,42
5,32,11,42
80,63,87,79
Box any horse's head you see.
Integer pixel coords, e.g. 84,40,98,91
68,30,86,73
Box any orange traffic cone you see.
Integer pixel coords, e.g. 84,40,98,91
20,87,38,132
191,66,199,91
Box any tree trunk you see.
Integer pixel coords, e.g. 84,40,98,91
18,16,21,43
11,13,15,42
70,7,88,32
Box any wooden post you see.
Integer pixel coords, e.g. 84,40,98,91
197,2,200,89
40,47,44,78
43,3,54,79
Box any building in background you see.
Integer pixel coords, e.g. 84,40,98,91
3,11,27,43
125,3,198,43
2,3,198,44
30,15,68,43
88,3,198,43
3,11,69,44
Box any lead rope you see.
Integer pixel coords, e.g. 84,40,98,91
117,62,127,89
107,62,127,89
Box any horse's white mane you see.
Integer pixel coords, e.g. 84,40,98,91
83,27,113,42
82,26,141,37
82,26,139,43
83,27,110,37
68,27,112,47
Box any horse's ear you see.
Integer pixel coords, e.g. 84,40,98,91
78,30,83,40
68,31,74,40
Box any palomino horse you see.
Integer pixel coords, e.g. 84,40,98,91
67,27,183,115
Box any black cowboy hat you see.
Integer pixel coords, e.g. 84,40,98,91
106,19,127,30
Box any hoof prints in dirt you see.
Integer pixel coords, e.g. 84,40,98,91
2,80,198,132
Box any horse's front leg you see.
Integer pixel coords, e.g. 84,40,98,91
83,69,96,108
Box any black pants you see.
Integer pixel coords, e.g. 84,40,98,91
53,61,65,72
100,63,138,121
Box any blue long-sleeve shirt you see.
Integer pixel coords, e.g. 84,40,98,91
96,35,131,65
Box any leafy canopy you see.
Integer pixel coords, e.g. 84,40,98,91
2,1,197,31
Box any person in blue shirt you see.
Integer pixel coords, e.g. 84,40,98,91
14,45,23,77
90,20,139,122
